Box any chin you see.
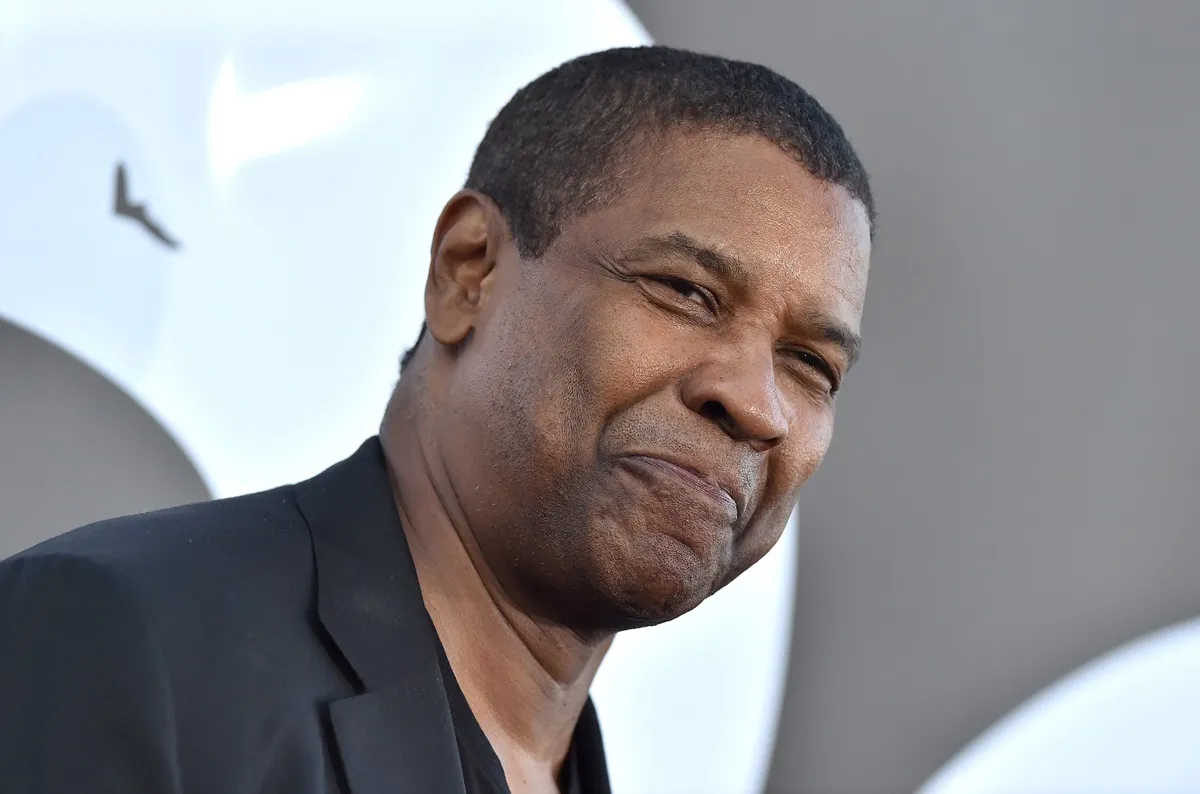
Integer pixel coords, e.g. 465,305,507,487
599,530,729,629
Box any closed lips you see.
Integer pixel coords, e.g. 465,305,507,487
624,455,739,513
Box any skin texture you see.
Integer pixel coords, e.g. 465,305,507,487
381,130,871,792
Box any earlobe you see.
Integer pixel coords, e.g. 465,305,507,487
423,190,503,347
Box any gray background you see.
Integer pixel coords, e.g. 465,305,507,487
625,1,1200,792
0,318,210,560
3,2,1199,793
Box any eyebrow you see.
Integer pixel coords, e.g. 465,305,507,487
808,313,862,370
620,231,752,291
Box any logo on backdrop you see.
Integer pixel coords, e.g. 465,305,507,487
113,162,180,250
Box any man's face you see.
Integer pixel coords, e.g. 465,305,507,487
436,132,870,630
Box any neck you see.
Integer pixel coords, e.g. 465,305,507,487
380,384,611,784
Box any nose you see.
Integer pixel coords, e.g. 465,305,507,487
680,342,792,451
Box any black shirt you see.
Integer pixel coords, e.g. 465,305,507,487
434,641,610,794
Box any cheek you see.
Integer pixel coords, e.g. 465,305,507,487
734,497,797,575
578,292,694,410
448,295,576,479
733,407,835,568
494,299,613,475
772,397,836,494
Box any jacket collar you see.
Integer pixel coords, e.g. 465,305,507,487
293,437,466,794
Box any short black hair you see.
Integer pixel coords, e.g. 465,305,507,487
400,45,873,372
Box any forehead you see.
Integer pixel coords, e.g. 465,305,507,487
592,132,871,317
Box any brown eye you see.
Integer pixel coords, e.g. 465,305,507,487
788,349,840,394
649,277,713,310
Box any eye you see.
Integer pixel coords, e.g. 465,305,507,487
786,349,840,395
645,276,715,311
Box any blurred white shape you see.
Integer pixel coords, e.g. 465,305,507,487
593,521,797,794
0,1,797,791
208,58,366,182
920,617,1200,794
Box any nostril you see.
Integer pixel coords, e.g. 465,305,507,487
699,400,734,432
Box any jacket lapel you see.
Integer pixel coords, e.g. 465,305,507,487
293,437,466,794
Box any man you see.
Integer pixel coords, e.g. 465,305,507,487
0,45,873,793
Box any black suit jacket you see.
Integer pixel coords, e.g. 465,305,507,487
0,438,608,793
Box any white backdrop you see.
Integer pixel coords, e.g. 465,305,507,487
0,1,798,791
921,618,1200,794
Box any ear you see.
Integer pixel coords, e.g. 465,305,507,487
423,190,508,348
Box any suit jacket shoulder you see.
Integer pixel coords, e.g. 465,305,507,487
0,438,465,794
